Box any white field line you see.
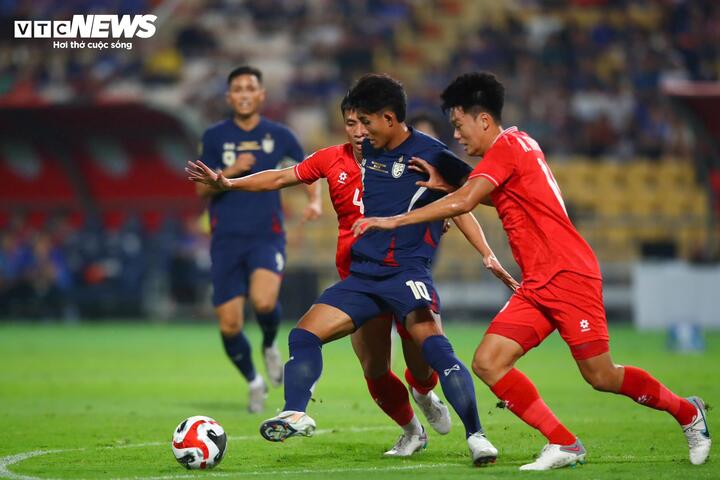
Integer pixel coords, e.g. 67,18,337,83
2,426,461,480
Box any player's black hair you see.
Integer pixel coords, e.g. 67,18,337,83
227,65,263,85
346,73,407,122
340,91,353,116
441,72,504,122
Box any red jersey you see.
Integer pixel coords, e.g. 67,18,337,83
469,127,601,288
294,143,363,278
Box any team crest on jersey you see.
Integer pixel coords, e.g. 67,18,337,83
222,143,237,166
262,134,274,154
391,156,405,178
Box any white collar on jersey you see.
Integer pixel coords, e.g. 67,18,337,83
489,126,518,148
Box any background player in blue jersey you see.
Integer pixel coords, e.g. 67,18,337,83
259,74,506,466
197,66,322,413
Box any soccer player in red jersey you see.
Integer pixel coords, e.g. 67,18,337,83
188,94,518,457
353,72,711,469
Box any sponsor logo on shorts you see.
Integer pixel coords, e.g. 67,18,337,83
579,319,590,333
443,364,460,376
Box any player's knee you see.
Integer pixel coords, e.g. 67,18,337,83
471,349,498,381
584,368,619,392
218,314,244,336
252,297,277,314
219,322,242,337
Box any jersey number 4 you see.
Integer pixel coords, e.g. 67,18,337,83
352,188,365,214
406,280,431,301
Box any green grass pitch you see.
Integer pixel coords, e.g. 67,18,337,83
1,322,717,479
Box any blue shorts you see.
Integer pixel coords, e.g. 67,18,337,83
316,266,440,329
210,234,285,307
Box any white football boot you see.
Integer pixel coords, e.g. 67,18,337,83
384,426,428,457
247,376,267,414
467,432,498,466
263,344,284,387
260,410,316,442
683,396,711,465
519,439,586,471
411,387,451,435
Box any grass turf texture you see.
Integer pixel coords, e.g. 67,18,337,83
0,322,717,479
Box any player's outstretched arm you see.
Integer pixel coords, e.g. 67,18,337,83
352,176,496,236
187,160,301,192
451,213,520,291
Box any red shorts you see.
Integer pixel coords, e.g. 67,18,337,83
486,271,609,360
335,231,411,339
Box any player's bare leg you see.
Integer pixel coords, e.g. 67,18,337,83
473,333,584,470
260,304,355,442
351,316,428,456
405,308,497,465
400,335,450,435
577,351,711,465
216,296,267,413
249,268,284,387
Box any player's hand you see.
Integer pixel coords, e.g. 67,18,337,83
483,254,521,292
186,160,232,191
409,157,456,193
229,153,256,176
442,218,451,235
352,217,397,237
302,200,322,223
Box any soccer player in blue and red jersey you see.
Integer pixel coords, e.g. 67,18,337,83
355,72,711,469
254,74,503,465
196,66,321,413
188,94,518,457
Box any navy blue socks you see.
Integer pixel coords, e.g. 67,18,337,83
283,328,323,412
256,304,282,348
221,331,256,382
422,335,483,437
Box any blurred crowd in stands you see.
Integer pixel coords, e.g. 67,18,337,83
1,0,717,158
0,212,210,320
1,0,719,319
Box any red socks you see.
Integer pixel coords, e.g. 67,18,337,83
365,371,414,427
404,368,438,395
619,366,696,425
491,368,576,445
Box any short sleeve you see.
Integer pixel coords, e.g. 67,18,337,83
468,141,515,187
430,149,473,188
281,129,305,166
294,147,331,184
200,130,222,170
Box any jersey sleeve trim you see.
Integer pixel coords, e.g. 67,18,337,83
293,163,309,183
468,172,500,187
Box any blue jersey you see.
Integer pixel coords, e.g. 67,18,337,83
200,117,304,237
351,128,471,276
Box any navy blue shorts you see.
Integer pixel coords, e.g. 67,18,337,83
210,234,285,307
316,266,440,329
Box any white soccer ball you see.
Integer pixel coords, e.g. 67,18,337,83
171,416,227,469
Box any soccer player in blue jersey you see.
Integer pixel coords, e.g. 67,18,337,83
258,74,500,465
197,65,322,413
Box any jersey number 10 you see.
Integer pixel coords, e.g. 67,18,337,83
406,280,431,301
